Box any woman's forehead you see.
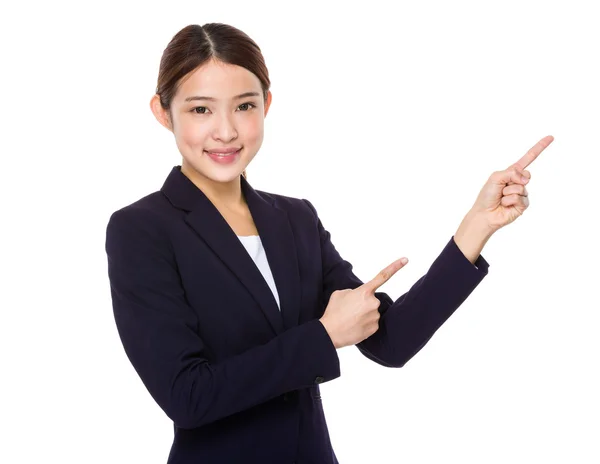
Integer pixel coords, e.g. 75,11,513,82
176,61,261,102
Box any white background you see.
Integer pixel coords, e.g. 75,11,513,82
2,1,599,463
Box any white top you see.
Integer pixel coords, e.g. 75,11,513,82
236,235,281,311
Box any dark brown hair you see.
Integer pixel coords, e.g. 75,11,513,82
155,23,272,180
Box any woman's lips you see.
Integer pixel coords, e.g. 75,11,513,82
205,148,241,164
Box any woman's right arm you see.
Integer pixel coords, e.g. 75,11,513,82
105,207,339,430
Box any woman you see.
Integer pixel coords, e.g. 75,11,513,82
105,23,553,464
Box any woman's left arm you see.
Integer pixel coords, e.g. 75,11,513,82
309,135,554,368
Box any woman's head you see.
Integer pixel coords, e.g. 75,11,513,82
150,24,272,184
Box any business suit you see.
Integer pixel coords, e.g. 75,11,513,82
105,165,489,463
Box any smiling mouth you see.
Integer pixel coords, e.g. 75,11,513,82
204,148,242,156
204,149,243,164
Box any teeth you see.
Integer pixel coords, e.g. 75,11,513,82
210,151,237,157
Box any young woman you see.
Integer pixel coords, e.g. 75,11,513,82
105,23,553,464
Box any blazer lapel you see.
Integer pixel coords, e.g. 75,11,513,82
160,166,302,336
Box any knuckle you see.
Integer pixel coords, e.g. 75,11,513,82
368,298,380,311
331,289,346,300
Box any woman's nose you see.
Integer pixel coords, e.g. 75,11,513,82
212,113,238,141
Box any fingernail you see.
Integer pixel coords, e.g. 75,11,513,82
522,176,529,183
400,258,408,264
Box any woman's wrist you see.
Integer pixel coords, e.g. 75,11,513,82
453,211,494,264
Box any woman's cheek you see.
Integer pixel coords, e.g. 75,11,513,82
180,122,206,147
245,118,264,145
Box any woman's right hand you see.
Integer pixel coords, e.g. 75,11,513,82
319,257,409,349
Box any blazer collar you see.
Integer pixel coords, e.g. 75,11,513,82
160,166,301,335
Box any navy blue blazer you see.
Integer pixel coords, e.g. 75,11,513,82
105,166,489,463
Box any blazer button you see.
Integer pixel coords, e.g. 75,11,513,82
314,376,325,384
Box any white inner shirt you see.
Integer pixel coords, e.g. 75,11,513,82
236,235,281,311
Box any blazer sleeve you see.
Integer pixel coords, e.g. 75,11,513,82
302,199,490,368
105,207,340,430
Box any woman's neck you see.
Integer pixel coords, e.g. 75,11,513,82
181,163,246,212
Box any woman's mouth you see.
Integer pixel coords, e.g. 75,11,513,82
205,148,241,164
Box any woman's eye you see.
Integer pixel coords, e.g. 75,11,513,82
192,106,208,114
238,102,256,111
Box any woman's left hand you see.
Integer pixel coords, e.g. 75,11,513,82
469,135,554,232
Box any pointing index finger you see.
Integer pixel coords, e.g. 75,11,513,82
511,135,554,171
361,258,408,293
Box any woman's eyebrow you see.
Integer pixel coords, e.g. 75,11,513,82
184,91,260,102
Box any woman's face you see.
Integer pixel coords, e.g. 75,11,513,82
152,59,272,186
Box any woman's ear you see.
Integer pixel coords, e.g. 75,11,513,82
150,94,173,132
264,91,272,118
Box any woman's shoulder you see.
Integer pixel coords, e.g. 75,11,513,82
106,191,173,239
